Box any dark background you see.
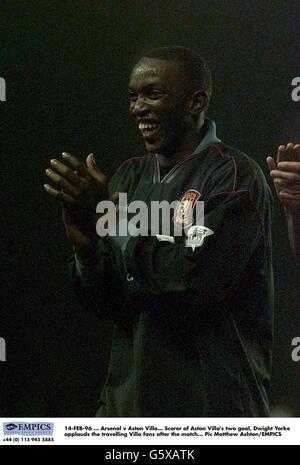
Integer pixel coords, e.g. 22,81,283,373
1,0,299,417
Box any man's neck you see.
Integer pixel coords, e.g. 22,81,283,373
157,123,207,168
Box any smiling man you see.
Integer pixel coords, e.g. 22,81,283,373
128,52,210,165
45,46,274,417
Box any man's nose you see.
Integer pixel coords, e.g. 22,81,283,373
130,96,149,117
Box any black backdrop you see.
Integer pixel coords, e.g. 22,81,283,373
1,0,300,417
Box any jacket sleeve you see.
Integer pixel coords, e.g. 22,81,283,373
124,168,272,307
67,237,126,322
66,159,140,322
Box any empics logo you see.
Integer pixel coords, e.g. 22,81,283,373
5,423,18,431
3,422,54,436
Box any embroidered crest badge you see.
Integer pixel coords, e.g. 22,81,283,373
173,190,201,228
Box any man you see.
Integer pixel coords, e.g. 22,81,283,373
44,46,274,417
267,143,300,268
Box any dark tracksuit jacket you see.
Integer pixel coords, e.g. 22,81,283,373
68,119,274,417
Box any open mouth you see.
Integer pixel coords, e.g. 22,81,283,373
138,122,160,140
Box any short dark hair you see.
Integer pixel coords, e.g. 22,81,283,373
134,45,212,98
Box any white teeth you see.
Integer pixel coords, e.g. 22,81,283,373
138,122,158,131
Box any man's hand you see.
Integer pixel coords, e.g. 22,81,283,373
266,143,300,212
44,152,109,251
267,143,300,268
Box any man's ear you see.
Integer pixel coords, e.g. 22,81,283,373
189,90,209,115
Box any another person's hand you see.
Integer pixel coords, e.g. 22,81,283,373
44,152,108,251
266,143,300,212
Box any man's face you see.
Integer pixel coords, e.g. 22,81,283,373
128,58,192,155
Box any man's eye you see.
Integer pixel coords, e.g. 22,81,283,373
128,91,164,103
148,91,163,99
